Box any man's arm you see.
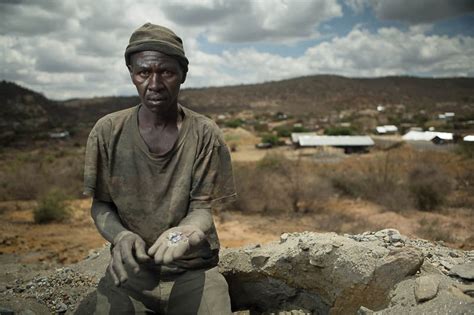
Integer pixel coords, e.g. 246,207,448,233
178,205,213,233
91,198,128,243
91,199,149,286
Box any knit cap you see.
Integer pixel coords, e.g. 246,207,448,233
125,23,189,74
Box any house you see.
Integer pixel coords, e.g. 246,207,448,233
292,133,374,154
438,112,455,120
402,131,453,144
464,135,474,142
48,131,70,139
375,125,398,135
291,132,316,144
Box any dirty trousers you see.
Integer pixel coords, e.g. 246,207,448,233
75,263,232,315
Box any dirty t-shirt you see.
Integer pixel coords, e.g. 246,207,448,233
83,104,236,270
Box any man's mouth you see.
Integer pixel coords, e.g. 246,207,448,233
147,97,167,104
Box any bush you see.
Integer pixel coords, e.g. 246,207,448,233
234,154,333,213
274,126,291,137
33,189,71,224
456,142,474,159
260,134,280,146
324,126,354,135
224,119,244,128
408,165,452,211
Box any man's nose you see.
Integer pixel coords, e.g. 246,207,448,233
148,73,164,91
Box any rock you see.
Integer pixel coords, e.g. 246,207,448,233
280,233,289,243
4,231,474,315
439,259,453,270
357,306,374,314
414,275,439,303
454,283,474,297
55,302,67,313
250,255,269,268
0,306,15,315
219,232,423,314
374,228,401,240
449,262,474,280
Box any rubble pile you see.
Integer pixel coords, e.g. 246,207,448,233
0,230,473,314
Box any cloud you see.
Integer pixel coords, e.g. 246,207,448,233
0,0,473,99
346,0,474,24
190,26,474,87
162,0,343,43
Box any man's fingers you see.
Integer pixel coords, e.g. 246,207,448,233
148,238,164,256
162,246,175,265
187,230,205,245
135,239,150,263
112,249,128,285
171,242,188,261
107,257,120,286
120,243,140,274
153,242,167,264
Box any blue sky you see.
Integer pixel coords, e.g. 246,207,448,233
1,0,473,99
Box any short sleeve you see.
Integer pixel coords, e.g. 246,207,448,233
189,129,237,210
83,121,112,202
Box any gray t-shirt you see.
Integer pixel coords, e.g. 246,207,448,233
84,104,236,270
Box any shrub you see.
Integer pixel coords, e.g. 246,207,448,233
408,165,452,211
274,126,291,137
324,126,354,135
260,134,280,146
456,142,474,159
235,154,333,213
33,189,71,224
224,119,244,128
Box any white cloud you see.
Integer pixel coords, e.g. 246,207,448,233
0,1,473,99
163,0,343,43
346,0,474,24
186,27,474,87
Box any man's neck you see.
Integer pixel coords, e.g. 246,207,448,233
139,103,180,128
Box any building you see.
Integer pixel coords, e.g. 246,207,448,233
402,131,453,144
292,133,374,154
463,135,474,142
375,125,398,135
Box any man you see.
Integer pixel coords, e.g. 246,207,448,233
81,23,235,314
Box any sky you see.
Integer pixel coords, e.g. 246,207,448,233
1,0,474,100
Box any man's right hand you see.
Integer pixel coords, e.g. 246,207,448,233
108,231,150,286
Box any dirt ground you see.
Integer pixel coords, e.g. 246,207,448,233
0,198,472,266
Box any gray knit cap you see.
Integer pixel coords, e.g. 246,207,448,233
125,23,189,75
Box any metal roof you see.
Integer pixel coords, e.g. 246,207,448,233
376,125,398,134
291,132,316,143
298,135,375,147
464,135,474,142
402,131,453,141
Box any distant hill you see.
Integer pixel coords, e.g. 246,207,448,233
0,81,73,145
179,75,474,115
1,75,473,145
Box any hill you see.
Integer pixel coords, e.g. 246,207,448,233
2,75,474,145
0,81,72,145
180,75,474,115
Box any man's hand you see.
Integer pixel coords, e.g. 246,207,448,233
148,225,205,265
108,231,150,286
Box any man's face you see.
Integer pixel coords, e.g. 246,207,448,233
128,51,183,115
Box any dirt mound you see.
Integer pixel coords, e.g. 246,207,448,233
1,231,473,314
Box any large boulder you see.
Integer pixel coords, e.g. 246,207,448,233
220,231,424,314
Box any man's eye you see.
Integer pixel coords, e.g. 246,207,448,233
139,70,150,76
162,70,174,77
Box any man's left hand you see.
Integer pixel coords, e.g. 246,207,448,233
148,225,205,264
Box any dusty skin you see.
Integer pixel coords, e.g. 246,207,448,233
0,197,472,266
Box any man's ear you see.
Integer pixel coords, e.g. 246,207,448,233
181,71,187,84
